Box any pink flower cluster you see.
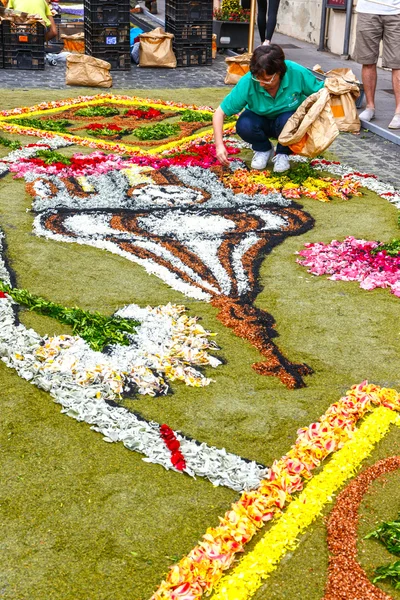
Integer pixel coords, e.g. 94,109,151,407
9,143,240,179
297,236,400,297
10,151,131,178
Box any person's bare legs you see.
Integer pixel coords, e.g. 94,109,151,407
362,63,377,108
359,63,377,121
388,68,400,128
393,69,400,112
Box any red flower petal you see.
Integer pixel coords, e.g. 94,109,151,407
166,439,180,452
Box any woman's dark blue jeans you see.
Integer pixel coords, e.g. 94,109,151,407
236,109,295,155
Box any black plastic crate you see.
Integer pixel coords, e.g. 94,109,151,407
165,0,213,22
165,18,212,43
2,20,45,46
85,46,131,70
3,46,45,70
84,0,130,25
174,44,212,67
84,23,130,47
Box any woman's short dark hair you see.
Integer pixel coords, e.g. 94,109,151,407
250,44,287,80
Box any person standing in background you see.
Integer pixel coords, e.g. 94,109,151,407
257,0,281,45
354,0,400,129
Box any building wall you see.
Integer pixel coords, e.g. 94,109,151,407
275,0,358,57
325,5,358,56
214,0,364,60
275,0,323,45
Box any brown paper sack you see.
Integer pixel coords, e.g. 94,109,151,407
212,33,217,60
139,27,176,68
224,53,252,85
323,70,361,133
278,88,339,158
1,11,46,25
66,54,112,88
1,14,46,26
62,32,84,54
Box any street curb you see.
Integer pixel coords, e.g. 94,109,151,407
360,119,400,146
141,7,165,26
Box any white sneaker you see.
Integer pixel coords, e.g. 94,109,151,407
388,113,400,129
251,149,273,170
359,107,375,122
272,154,291,173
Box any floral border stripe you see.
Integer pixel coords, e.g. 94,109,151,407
0,121,219,157
151,383,400,599
212,406,400,600
0,94,215,119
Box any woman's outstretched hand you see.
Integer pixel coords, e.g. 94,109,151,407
213,107,231,167
215,143,230,166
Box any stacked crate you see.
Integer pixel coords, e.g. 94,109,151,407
2,20,45,70
84,0,130,71
0,23,3,69
165,0,213,67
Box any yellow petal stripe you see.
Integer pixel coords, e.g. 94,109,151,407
213,406,400,600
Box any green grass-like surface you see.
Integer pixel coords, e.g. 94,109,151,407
0,88,399,600
359,464,400,597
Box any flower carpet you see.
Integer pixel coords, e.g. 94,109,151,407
1,91,400,600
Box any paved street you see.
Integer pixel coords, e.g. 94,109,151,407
0,52,230,89
330,130,400,187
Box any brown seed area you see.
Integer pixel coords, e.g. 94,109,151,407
323,456,400,600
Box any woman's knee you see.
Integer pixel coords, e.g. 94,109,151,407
275,111,295,132
236,115,252,140
236,113,263,141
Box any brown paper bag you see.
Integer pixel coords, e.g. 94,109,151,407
212,33,217,60
139,27,176,68
62,32,84,54
1,12,46,26
66,54,112,88
278,88,339,158
224,53,252,85
323,71,361,133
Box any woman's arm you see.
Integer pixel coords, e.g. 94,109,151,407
301,68,325,97
213,106,230,167
46,15,58,41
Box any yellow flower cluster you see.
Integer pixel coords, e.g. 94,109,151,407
0,94,215,120
214,406,400,600
223,169,362,203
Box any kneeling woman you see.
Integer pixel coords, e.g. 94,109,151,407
213,44,323,173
